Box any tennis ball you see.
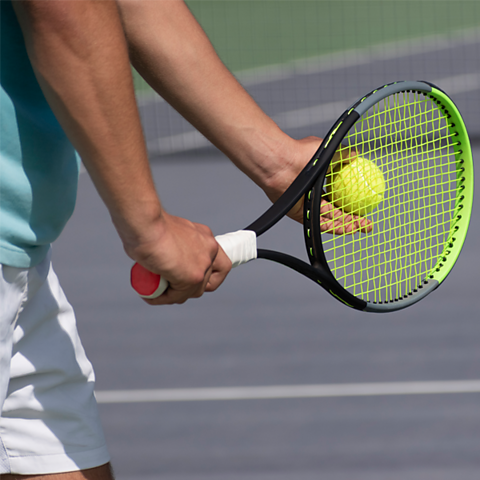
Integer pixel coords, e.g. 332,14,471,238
327,156,385,216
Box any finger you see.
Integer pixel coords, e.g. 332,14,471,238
205,246,232,292
143,285,193,305
144,284,201,305
320,199,373,235
321,214,373,235
143,267,212,305
192,264,215,298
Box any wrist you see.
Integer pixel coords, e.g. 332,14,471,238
260,136,321,203
113,201,167,260
228,129,299,195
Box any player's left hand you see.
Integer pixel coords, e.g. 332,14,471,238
265,136,373,234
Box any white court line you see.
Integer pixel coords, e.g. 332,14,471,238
95,380,480,404
272,72,480,130
146,71,480,156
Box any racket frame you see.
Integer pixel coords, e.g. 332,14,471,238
304,81,473,312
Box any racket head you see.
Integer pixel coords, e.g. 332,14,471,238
304,81,474,312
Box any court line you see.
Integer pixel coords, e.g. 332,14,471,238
95,379,480,404
146,71,480,156
272,72,480,130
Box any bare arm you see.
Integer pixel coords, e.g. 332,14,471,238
13,0,231,304
117,0,372,234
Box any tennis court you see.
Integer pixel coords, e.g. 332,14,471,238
53,1,480,479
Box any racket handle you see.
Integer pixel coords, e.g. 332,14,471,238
130,230,257,299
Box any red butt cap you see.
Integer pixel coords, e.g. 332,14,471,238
130,263,161,296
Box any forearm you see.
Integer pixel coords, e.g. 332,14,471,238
12,0,231,304
12,0,163,251
117,0,307,196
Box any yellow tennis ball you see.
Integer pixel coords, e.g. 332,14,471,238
327,156,385,216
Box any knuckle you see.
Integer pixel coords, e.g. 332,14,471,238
202,224,213,235
197,223,213,237
190,271,206,285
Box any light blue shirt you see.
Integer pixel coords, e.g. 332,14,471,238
0,1,80,268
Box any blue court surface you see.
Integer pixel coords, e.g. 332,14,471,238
52,32,480,480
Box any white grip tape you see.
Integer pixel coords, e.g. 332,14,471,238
216,230,257,268
140,230,257,299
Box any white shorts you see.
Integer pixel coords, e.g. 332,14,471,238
0,251,110,475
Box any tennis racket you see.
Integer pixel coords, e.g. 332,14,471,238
131,80,473,313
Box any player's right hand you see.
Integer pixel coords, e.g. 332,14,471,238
127,213,232,305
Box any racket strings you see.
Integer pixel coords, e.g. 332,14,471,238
333,218,454,284
321,91,461,304
326,205,457,261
